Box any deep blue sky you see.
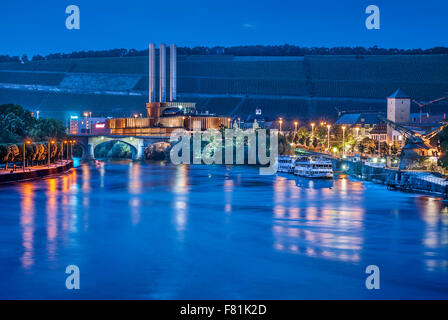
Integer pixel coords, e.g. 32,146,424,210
1,0,447,56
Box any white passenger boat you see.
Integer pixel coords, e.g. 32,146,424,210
277,155,297,173
293,156,333,179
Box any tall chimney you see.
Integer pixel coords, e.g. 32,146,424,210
148,43,156,103
159,44,167,102
170,44,177,102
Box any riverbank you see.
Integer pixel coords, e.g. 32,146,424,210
338,158,448,198
0,160,73,183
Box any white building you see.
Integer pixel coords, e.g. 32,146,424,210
387,89,410,146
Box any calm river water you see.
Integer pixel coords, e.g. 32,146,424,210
0,160,447,299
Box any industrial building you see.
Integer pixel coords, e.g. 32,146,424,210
107,43,228,136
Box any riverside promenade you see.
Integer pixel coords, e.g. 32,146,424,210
0,160,73,183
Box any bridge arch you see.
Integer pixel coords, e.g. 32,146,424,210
74,140,88,159
70,135,171,161
144,141,172,160
93,139,138,159
88,136,144,160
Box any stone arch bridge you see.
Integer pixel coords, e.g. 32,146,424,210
71,135,171,160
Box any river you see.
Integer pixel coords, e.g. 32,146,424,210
0,160,447,299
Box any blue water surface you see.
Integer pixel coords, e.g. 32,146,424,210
0,160,447,299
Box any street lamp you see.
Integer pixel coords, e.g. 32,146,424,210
23,140,31,171
48,140,55,167
326,124,331,152
68,141,72,159
278,118,283,133
140,113,143,134
294,121,298,133
68,140,76,160
342,126,346,156
134,114,138,136
311,123,315,140
378,138,381,157
63,140,68,161
83,112,88,135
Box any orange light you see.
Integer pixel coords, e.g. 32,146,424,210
83,112,88,117
25,140,31,144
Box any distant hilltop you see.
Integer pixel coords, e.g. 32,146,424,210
1,45,448,63
0,53,447,122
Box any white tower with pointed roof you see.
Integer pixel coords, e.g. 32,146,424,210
387,89,410,144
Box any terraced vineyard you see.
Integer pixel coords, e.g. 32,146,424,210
0,54,446,120
0,71,65,86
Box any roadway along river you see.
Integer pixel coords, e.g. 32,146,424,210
0,160,447,299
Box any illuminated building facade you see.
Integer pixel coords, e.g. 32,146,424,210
106,43,229,136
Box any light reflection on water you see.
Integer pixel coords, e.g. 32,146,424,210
272,176,364,262
2,161,448,299
19,183,35,270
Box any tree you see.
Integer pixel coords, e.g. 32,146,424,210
4,144,19,170
359,137,376,154
29,118,66,141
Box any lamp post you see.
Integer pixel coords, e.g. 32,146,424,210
311,123,315,140
294,121,298,133
279,118,283,133
83,112,88,135
68,140,75,160
134,114,138,136
63,141,67,162
342,126,346,156
140,113,143,133
327,124,331,152
378,138,381,157
72,140,76,160
23,142,26,171
48,140,55,167
23,140,31,171
89,112,92,134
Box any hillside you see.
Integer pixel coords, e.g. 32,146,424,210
0,54,447,121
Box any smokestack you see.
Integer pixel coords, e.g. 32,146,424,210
159,44,166,102
148,43,156,103
170,44,177,102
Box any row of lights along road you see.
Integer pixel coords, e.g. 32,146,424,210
21,139,77,171
277,119,350,156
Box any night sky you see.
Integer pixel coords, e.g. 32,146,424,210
1,0,447,56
